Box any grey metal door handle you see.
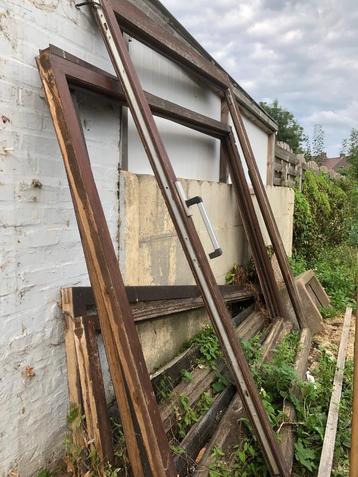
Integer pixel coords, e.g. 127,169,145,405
175,182,223,259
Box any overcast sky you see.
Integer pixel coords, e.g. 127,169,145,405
161,0,358,155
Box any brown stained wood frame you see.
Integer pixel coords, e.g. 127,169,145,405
67,284,255,317
37,52,176,477
37,45,286,475
108,0,305,328
111,0,229,90
36,48,286,477
225,87,307,328
62,287,115,464
46,45,229,139
42,45,281,321
88,1,289,475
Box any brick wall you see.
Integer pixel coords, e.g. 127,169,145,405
0,3,119,475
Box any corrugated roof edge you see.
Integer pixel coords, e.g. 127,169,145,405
140,0,278,134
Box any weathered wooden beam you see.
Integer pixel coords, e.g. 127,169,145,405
37,50,175,477
65,284,254,317
195,318,291,476
73,315,114,464
225,86,307,329
45,46,229,139
174,385,236,476
61,288,84,449
278,327,312,473
159,311,267,435
318,308,352,477
223,132,284,319
219,99,229,183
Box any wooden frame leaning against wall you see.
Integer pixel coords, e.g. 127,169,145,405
36,1,303,470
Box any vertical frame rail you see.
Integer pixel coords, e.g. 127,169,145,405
225,86,307,328
88,1,289,475
223,132,285,319
37,54,176,477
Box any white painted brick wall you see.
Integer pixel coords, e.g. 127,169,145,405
0,2,120,475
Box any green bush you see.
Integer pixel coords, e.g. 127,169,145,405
292,171,357,312
293,172,356,261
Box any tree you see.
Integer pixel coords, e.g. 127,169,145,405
311,124,326,165
259,99,305,153
342,128,358,181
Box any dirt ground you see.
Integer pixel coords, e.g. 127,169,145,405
309,310,356,372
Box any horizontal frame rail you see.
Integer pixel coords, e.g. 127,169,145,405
45,45,229,139
64,284,254,317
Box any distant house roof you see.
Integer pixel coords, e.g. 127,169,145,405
322,154,348,171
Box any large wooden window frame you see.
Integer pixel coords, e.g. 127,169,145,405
36,2,304,472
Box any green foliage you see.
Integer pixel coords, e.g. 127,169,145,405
342,128,358,180
155,375,173,401
293,171,355,259
180,369,193,382
170,444,185,456
175,394,199,438
36,470,52,477
192,327,221,370
259,99,305,153
212,372,229,394
292,170,357,313
196,391,214,415
291,350,353,475
111,420,130,476
320,305,338,319
209,333,300,476
295,439,316,472
313,246,357,310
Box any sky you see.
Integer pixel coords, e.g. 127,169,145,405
161,0,358,156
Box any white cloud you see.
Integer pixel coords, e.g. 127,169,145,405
161,0,358,154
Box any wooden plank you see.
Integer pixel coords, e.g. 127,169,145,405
61,288,83,448
225,86,307,329
64,290,254,330
174,386,236,476
159,311,267,435
350,296,358,477
275,145,298,165
278,328,312,473
195,318,291,476
74,315,114,464
61,288,83,409
37,52,175,477
318,308,352,476
151,304,255,397
66,284,254,317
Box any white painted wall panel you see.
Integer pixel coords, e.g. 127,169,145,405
127,38,221,181
229,114,269,186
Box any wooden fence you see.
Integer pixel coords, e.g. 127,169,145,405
272,142,343,190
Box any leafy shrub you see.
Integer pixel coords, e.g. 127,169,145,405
292,171,357,313
293,172,356,261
